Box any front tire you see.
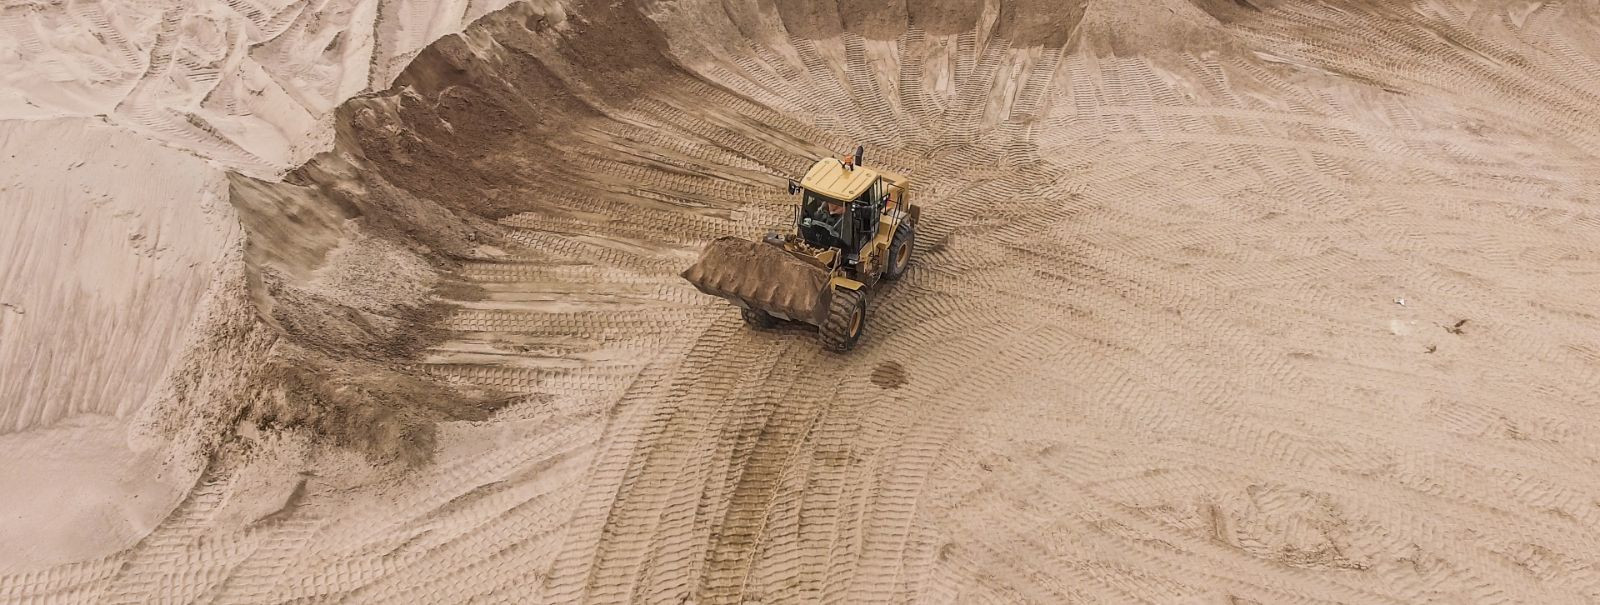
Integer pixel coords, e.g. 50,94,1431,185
819,288,867,352
884,221,915,280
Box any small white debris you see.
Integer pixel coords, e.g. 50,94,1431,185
1389,319,1417,336
1394,297,1407,307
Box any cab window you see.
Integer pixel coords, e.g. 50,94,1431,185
800,189,850,249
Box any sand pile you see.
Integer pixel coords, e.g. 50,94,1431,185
5,0,1600,602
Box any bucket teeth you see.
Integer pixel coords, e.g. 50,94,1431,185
681,236,830,325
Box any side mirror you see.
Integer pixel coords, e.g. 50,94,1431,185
853,145,864,167
787,180,800,195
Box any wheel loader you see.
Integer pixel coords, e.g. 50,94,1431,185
681,147,920,352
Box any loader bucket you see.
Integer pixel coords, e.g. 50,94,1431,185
681,236,831,325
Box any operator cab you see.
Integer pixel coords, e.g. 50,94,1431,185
792,149,894,265
798,189,882,259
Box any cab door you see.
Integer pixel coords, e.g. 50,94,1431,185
854,180,882,245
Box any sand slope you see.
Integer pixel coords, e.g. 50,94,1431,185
5,0,1600,603
0,118,237,432
0,0,564,176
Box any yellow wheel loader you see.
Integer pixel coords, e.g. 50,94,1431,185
682,147,921,352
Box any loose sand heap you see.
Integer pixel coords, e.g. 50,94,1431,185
5,0,1600,602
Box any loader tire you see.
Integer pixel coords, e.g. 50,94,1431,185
884,221,915,281
741,307,777,329
819,287,867,352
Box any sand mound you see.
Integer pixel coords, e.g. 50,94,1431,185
6,0,1600,602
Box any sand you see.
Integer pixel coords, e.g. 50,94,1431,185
0,119,236,432
0,415,186,568
5,0,1600,602
0,0,558,177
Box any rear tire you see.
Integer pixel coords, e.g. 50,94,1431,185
819,287,867,352
884,221,915,281
742,307,778,329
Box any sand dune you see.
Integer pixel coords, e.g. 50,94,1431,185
4,0,1600,602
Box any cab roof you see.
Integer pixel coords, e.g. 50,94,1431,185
800,158,880,201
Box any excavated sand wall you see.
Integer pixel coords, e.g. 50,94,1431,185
0,0,572,436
